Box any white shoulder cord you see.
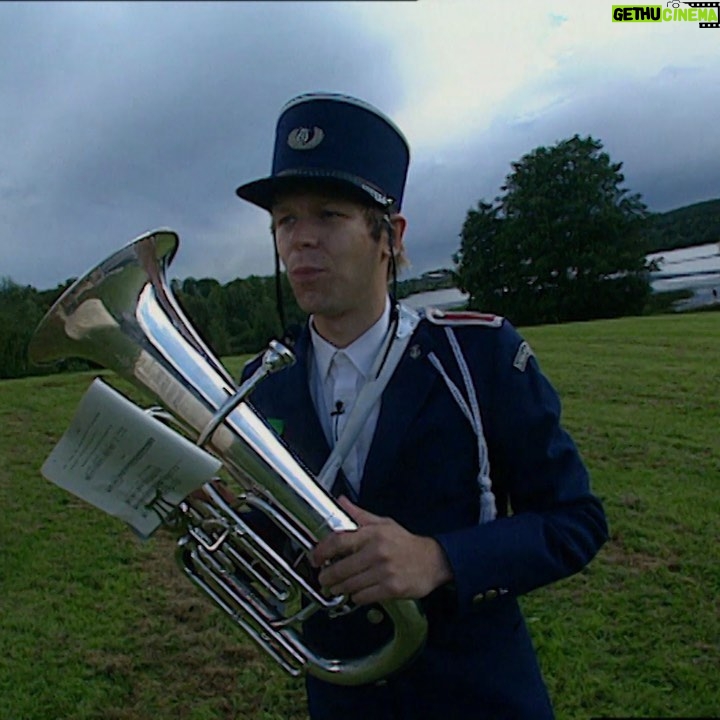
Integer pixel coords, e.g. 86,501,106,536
427,327,497,524
316,303,421,494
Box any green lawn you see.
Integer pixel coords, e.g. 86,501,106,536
1,312,718,719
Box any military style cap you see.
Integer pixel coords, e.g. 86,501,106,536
235,92,410,211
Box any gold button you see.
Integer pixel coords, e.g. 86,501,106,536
485,589,498,600
366,608,385,625
472,592,485,604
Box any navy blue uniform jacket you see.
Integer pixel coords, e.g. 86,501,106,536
242,311,608,720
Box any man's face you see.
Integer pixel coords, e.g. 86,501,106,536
271,190,392,323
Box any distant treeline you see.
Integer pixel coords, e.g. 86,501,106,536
2,195,717,380
0,271,453,380
644,198,720,253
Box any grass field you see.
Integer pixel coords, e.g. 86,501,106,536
1,312,718,720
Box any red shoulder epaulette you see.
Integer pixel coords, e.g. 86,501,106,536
425,307,504,328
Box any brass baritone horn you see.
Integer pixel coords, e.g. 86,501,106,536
28,230,427,686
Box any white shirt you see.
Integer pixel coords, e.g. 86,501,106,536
309,297,391,493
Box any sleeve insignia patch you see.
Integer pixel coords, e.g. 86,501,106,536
512,341,534,372
425,307,504,328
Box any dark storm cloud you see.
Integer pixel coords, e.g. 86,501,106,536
0,2,401,288
502,62,720,213
399,61,720,278
1,3,718,291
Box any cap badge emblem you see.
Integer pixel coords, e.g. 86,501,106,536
288,126,325,150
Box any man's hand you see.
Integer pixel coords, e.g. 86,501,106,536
309,496,453,605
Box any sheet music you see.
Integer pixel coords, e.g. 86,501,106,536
41,378,222,539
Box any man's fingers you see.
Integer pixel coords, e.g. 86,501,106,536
309,527,360,567
337,495,384,527
312,525,371,569
317,542,372,588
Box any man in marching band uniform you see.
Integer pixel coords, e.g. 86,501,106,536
235,93,608,720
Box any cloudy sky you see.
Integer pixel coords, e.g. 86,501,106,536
1,0,718,290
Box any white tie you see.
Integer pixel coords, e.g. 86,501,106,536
328,351,356,446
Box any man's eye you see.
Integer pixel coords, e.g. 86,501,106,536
321,209,343,219
275,215,294,227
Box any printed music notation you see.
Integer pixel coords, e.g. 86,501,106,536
41,378,222,538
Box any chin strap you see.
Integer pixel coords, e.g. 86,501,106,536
427,328,497,524
273,243,288,336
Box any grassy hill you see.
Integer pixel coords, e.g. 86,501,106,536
645,198,720,253
1,313,718,719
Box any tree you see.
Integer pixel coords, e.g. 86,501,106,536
0,278,45,378
174,272,306,358
454,135,653,326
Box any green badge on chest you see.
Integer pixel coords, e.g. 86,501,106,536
267,418,285,435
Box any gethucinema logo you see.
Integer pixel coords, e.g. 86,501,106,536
612,2,720,27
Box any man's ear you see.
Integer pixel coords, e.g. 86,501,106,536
384,213,407,260
391,214,407,245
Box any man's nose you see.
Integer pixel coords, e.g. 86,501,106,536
288,217,322,247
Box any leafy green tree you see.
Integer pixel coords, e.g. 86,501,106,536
174,272,305,358
454,135,653,325
0,278,45,378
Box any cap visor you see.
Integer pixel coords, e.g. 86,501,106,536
236,171,390,211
